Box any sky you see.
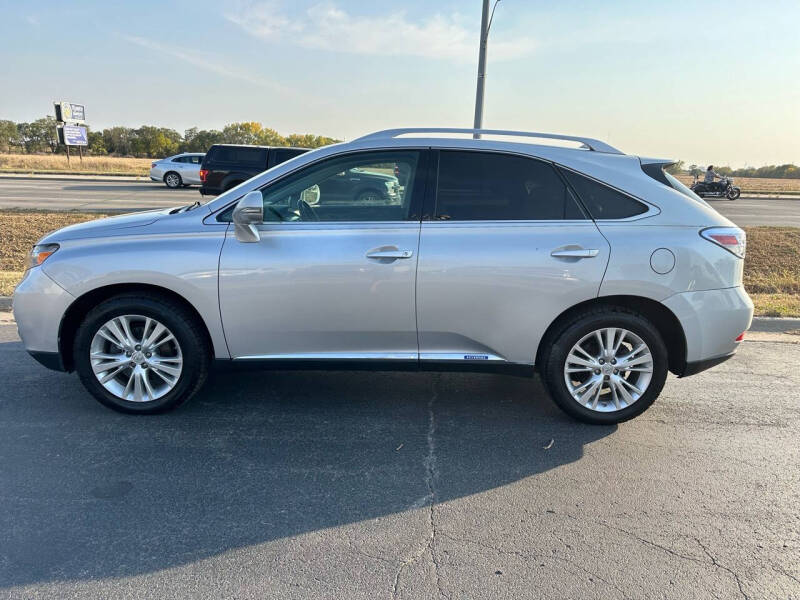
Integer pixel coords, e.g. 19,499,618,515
0,0,798,167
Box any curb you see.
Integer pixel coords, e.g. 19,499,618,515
0,297,11,311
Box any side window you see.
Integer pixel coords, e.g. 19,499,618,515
172,156,188,163
259,151,421,223
189,155,202,164
271,148,301,166
216,146,267,167
435,151,585,221
559,168,648,219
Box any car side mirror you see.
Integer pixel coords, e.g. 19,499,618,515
232,191,263,243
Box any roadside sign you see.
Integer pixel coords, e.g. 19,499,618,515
54,101,85,123
58,124,88,146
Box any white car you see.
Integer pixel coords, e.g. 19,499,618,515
150,153,205,188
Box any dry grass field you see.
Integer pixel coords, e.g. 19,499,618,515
675,174,800,195
0,153,151,176
2,211,798,317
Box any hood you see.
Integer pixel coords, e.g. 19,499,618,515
38,208,172,243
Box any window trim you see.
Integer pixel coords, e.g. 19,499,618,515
212,148,432,225
427,148,591,223
556,164,659,222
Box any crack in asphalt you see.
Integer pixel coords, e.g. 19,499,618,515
392,380,446,599
594,521,752,600
438,532,632,600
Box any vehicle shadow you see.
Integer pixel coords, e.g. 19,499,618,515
0,339,615,588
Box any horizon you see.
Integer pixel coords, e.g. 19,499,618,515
1,0,798,168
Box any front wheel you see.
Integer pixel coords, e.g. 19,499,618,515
73,294,210,414
542,309,668,424
727,187,741,200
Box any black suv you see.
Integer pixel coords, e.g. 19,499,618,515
199,144,309,195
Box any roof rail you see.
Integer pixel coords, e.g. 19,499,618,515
353,127,623,155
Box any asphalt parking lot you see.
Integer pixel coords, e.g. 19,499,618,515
0,177,799,227
1,321,798,599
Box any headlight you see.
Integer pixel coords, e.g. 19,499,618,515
28,244,60,269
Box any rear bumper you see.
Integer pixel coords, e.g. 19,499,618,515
663,286,753,375
679,352,735,378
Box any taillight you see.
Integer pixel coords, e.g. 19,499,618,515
700,227,746,258
199,169,208,182
735,332,745,342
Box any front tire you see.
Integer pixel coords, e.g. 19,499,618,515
727,187,741,200
541,308,668,424
73,294,210,414
164,171,182,188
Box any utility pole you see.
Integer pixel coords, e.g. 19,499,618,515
473,0,500,138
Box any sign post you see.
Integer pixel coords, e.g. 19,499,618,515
54,101,88,169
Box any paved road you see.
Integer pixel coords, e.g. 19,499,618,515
1,322,798,599
1,178,799,226
0,178,198,212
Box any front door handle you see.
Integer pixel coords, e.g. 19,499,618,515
550,248,600,259
366,248,413,259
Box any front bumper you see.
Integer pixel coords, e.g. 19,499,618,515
12,267,74,369
662,286,753,376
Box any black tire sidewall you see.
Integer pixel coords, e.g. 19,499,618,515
543,311,668,425
73,296,208,414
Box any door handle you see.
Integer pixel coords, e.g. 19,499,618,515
550,248,599,259
366,248,413,259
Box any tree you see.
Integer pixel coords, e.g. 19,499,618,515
15,117,58,153
0,120,19,152
286,133,339,149
87,130,107,155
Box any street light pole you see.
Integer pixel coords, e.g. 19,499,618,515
473,0,500,139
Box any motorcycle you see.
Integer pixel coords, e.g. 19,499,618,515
690,176,741,200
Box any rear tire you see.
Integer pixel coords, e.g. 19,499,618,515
224,180,244,192
73,293,210,414
164,172,182,188
541,308,668,424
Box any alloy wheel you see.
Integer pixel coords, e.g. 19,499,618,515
89,314,183,402
563,327,654,413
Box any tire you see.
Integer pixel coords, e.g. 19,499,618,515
541,307,668,425
224,180,244,192
73,293,210,414
727,187,741,200
164,171,182,188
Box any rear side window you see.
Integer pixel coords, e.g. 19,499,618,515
560,168,648,219
435,151,586,221
271,148,306,166
210,146,267,167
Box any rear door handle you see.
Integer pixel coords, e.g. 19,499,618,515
366,248,413,259
550,248,600,259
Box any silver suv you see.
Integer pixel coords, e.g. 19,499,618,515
13,128,753,424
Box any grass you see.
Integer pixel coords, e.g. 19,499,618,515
1,211,799,317
675,174,800,195
0,153,151,176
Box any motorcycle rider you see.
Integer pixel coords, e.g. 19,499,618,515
704,165,726,192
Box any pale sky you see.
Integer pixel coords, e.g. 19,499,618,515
1,0,798,167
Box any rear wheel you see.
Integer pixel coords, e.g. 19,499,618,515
164,171,182,188
224,180,244,192
73,294,209,414
541,308,668,424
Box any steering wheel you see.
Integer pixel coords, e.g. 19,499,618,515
298,199,320,222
